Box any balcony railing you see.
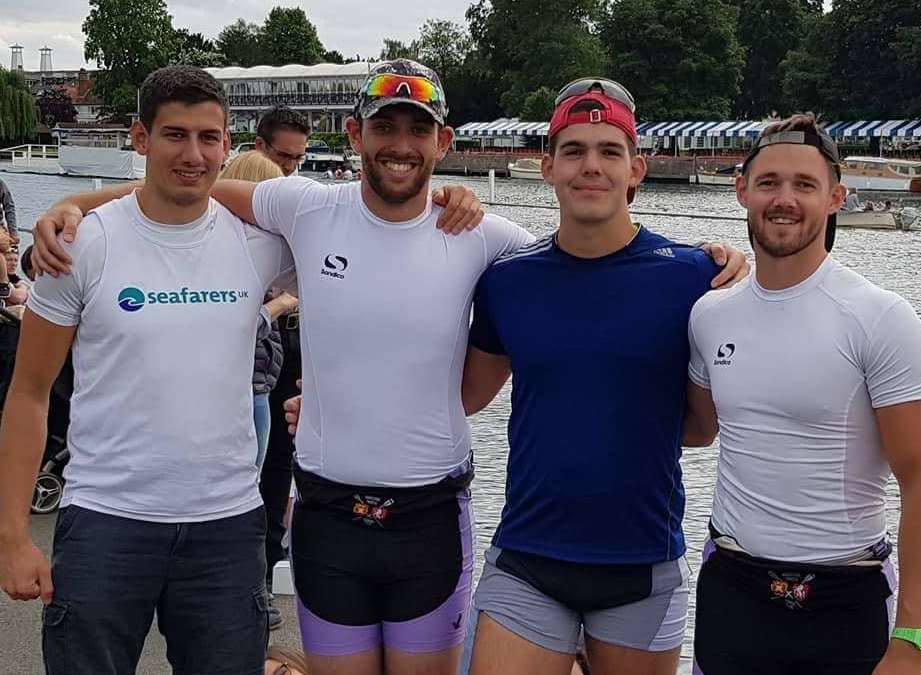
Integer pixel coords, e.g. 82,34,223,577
227,92,356,108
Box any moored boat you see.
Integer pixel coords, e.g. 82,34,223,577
694,163,740,186
508,157,543,180
841,156,921,192
837,210,899,230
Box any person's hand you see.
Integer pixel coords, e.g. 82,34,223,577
701,242,750,289
284,398,302,436
276,292,299,314
432,185,485,235
871,640,921,674
0,537,54,604
0,228,11,254
32,203,85,278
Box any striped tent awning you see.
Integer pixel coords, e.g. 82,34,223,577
456,118,921,140
455,119,549,138
822,120,921,138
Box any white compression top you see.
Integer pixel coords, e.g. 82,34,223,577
28,192,294,522
689,256,921,563
253,178,534,487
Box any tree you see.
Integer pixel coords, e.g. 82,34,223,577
323,50,346,64
36,87,78,127
728,0,808,117
520,87,557,121
822,0,921,118
380,38,419,61
83,0,177,120
216,19,263,67
466,0,607,116
260,7,325,66
600,0,745,120
0,67,38,141
782,0,921,118
416,20,470,81
172,28,224,67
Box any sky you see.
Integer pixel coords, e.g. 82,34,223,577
0,0,472,70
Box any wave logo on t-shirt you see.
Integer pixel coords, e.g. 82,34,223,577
714,342,736,366
117,287,146,312
321,254,349,279
117,285,249,312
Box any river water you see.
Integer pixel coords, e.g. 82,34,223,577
1,167,918,663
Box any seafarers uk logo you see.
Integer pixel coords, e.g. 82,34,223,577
117,286,249,312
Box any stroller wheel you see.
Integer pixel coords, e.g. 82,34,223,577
32,472,64,514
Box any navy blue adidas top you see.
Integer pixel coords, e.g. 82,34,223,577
469,227,719,565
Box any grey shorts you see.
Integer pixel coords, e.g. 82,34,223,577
474,546,690,654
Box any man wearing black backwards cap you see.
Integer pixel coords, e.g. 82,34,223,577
686,113,921,674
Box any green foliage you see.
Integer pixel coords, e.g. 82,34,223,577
380,39,419,61
173,28,224,67
520,87,557,121
216,19,263,67
0,67,38,141
783,0,921,118
601,0,744,120
261,7,325,66
728,0,808,117
468,0,607,116
323,50,346,64
416,20,470,80
36,87,78,127
83,0,177,120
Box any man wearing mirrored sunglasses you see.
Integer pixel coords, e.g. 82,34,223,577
460,78,744,675
26,60,489,675
686,114,921,675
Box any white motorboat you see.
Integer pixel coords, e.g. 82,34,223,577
841,156,921,192
694,164,740,186
54,127,145,180
508,157,543,180
837,210,899,230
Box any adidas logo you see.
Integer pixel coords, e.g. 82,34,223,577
653,247,675,258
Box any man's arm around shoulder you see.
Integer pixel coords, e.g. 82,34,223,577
0,311,76,604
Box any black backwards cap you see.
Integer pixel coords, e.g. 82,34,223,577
742,127,842,252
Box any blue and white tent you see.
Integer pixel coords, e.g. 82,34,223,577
821,120,921,139
455,119,549,137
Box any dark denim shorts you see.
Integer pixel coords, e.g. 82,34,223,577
42,504,268,675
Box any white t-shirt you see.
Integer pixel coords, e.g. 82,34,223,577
28,192,295,522
252,178,535,487
689,256,921,563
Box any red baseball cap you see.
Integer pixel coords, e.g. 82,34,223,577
548,91,638,145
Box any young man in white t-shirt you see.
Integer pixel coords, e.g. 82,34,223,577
685,115,921,675
0,66,299,674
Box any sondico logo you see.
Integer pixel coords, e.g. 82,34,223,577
714,342,736,366
321,254,349,279
117,286,249,312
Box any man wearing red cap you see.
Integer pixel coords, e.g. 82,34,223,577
462,79,728,675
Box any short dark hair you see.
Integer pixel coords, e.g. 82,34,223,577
747,112,839,184
548,99,637,157
256,106,310,143
21,244,33,278
139,66,228,130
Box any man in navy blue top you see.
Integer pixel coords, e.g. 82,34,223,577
463,79,728,675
